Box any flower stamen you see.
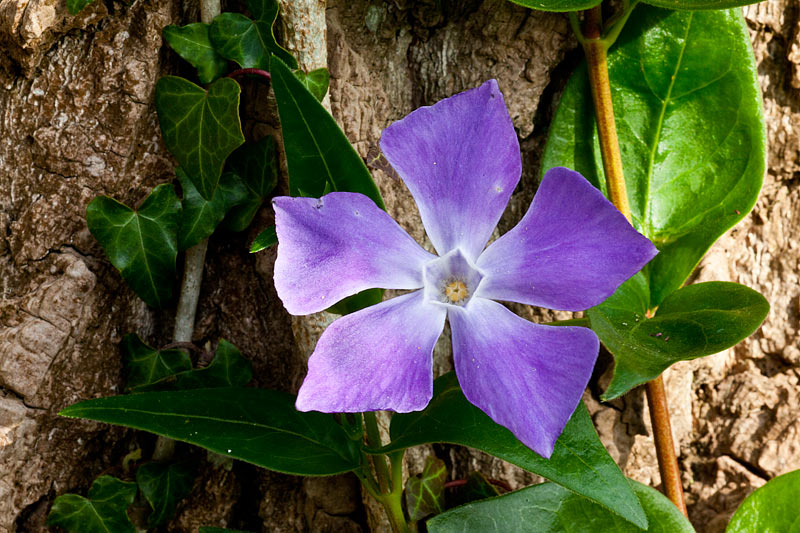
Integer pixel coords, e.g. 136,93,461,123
444,280,469,303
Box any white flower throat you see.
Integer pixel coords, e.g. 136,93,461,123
423,249,484,308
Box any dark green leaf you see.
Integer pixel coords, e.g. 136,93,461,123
726,469,800,532
294,68,330,102
140,339,252,391
506,0,601,12
428,480,694,532
405,456,448,521
222,137,280,231
222,194,263,232
156,76,245,200
250,225,277,253
542,6,766,307
380,373,647,529
163,23,228,84
208,0,297,70
122,333,192,391
86,184,181,308
448,472,501,508
67,0,96,15
643,0,766,10
137,460,196,526
178,169,249,250
589,278,769,400
270,56,385,209
326,288,384,315
47,476,137,533
60,388,361,476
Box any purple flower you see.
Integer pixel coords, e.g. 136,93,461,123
273,80,657,457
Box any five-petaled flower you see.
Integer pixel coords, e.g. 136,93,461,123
273,80,657,457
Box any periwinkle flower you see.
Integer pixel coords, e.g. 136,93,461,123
273,80,657,457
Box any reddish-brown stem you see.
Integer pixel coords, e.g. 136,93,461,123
646,376,688,516
228,68,272,83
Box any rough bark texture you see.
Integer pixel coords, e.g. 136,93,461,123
0,0,797,531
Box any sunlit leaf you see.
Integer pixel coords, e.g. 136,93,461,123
726,469,800,532
294,68,330,102
163,23,228,84
406,456,447,521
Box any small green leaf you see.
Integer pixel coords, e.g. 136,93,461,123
60,388,361,476
47,476,138,533
326,288,384,316
209,0,297,70
380,373,648,529
122,334,192,391
643,0,766,9
448,472,501,508
163,23,228,84
86,184,181,308
505,0,601,12
270,56,385,209
542,6,766,307
137,460,196,526
589,278,769,400
405,456,448,521
250,225,277,253
156,76,245,200
223,137,279,231
293,68,330,102
67,0,96,15
727,470,800,532
141,339,252,391
178,169,249,250
427,480,695,532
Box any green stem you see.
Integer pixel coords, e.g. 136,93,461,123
364,412,392,492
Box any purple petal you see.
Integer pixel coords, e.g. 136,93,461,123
379,80,521,261
475,167,658,311
450,298,599,457
273,192,436,315
296,291,446,413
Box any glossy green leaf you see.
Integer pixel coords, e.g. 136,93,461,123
727,469,800,532
542,6,766,307
271,57,385,209
294,68,330,102
86,184,181,308
140,339,252,391
47,476,137,533
60,388,361,476
589,277,769,400
448,472,501,508
326,288,384,315
428,480,694,532
643,0,767,10
208,0,297,70
122,334,192,391
163,23,228,84
250,225,277,253
406,456,447,521
67,0,96,15
223,137,279,231
156,76,245,200
178,169,249,250
137,460,196,526
380,373,647,529
505,0,601,12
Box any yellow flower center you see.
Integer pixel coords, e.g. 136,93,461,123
444,280,469,303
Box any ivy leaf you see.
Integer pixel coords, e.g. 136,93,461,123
405,456,448,521
163,23,228,84
589,278,769,400
222,136,279,232
727,469,800,532
270,56,385,209
380,373,648,529
448,472,501,508
250,225,277,253
122,333,192,391
140,339,252,391
47,476,138,533
67,0,96,15
86,184,181,308
427,480,694,533
178,169,249,250
542,6,766,307
209,0,297,70
155,76,245,200
505,0,601,12
137,460,196,527
60,388,362,476
293,68,330,102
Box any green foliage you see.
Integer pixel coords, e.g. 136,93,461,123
643,0,767,9
47,476,138,533
178,169,249,250
86,184,181,308
405,456,447,521
506,0,601,11
448,472,501,508
155,76,245,200
122,333,192,391
137,460,196,526
250,225,277,253
542,6,765,307
726,469,800,532
139,339,252,391
163,23,228,84
209,0,297,70
589,278,769,399
293,68,330,102
67,0,96,15
223,137,280,231
380,373,647,529
427,480,695,532
60,388,361,476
